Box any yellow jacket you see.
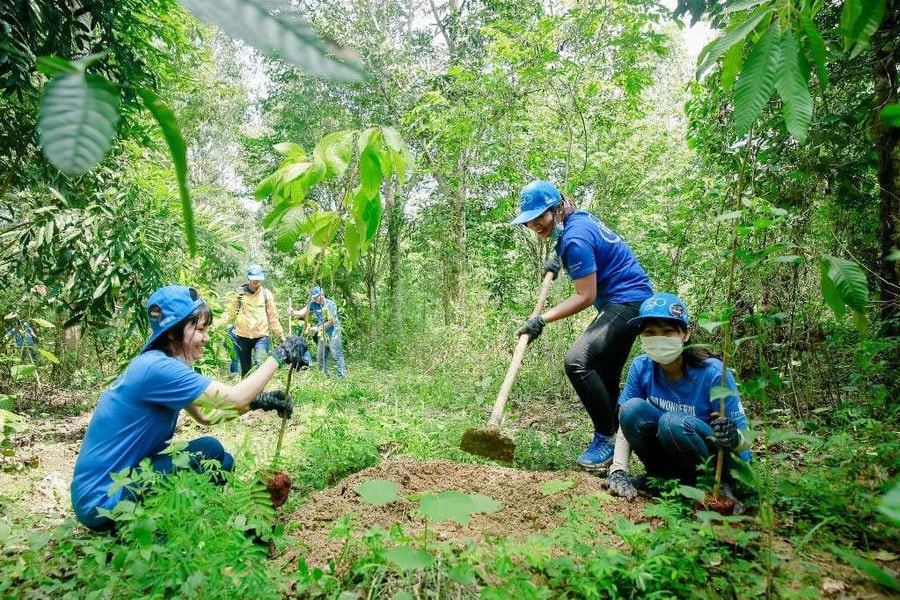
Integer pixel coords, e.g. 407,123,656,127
220,285,285,341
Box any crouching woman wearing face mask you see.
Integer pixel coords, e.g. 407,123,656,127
602,293,752,503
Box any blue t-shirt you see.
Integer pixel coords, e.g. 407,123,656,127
619,354,751,462
556,210,653,309
309,298,340,337
70,350,211,528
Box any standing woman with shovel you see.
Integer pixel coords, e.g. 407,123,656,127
512,180,654,469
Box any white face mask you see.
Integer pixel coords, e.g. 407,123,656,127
641,335,684,365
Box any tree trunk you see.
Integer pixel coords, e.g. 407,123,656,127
873,2,900,343
385,180,404,329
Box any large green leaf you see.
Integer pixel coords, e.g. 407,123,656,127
37,73,120,175
881,105,900,127
136,88,196,254
819,255,869,327
177,0,366,81
312,130,354,178
841,0,886,58
733,21,781,138
353,479,399,506
696,6,771,80
801,12,828,88
382,545,434,571
273,205,307,251
381,126,412,185
774,30,812,143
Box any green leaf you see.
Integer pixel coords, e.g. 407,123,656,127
722,0,769,13
774,29,812,143
709,386,738,401
344,218,362,267
820,255,868,315
714,210,743,222
678,485,707,503
419,491,480,526
35,56,79,77
36,348,59,364
881,105,900,127
539,479,575,496
733,21,782,138
313,130,354,178
801,13,828,88
37,73,120,175
274,205,307,252
310,211,340,248
841,0,886,58
382,545,434,571
765,428,819,445
136,88,196,254
696,6,771,80
11,365,37,379
468,494,501,514
830,544,900,591
381,126,412,185
177,0,366,81
879,480,900,525
273,142,307,160
353,479,399,506
887,248,900,261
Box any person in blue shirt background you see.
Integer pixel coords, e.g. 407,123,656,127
70,285,308,532
602,292,752,503
512,180,654,470
294,286,346,378
4,313,39,363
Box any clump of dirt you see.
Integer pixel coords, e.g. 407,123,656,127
265,470,292,508
284,458,646,564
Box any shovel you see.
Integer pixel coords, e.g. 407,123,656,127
460,270,556,462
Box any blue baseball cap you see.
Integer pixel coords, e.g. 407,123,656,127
628,293,690,328
310,285,323,298
247,264,265,281
510,180,563,225
141,285,206,352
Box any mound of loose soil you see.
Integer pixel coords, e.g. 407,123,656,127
284,458,646,564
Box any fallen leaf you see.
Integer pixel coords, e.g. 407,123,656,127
821,578,846,595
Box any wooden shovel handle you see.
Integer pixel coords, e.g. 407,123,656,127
488,270,556,428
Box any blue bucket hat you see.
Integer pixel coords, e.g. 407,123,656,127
247,264,265,281
310,285,323,298
510,180,563,225
628,293,690,328
141,285,206,352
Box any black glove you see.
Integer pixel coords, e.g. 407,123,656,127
516,315,546,343
544,256,561,280
603,470,637,502
710,414,740,450
250,390,293,418
272,335,309,368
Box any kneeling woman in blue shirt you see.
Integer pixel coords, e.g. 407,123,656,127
71,285,308,531
604,292,752,502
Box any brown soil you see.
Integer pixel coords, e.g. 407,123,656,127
265,470,292,508
283,457,645,564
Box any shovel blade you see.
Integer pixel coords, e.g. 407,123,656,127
459,427,515,463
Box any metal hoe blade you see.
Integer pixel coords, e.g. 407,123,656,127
459,426,515,463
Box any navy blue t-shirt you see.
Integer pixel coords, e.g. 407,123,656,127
70,350,211,528
556,210,653,309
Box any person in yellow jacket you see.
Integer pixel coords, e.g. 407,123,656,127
218,265,285,377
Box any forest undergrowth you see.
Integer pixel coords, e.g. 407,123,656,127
1,339,898,599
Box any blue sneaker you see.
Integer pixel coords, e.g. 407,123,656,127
577,432,614,469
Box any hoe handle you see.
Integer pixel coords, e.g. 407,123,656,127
489,270,556,428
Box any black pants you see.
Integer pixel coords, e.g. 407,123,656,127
564,302,642,436
235,335,269,378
